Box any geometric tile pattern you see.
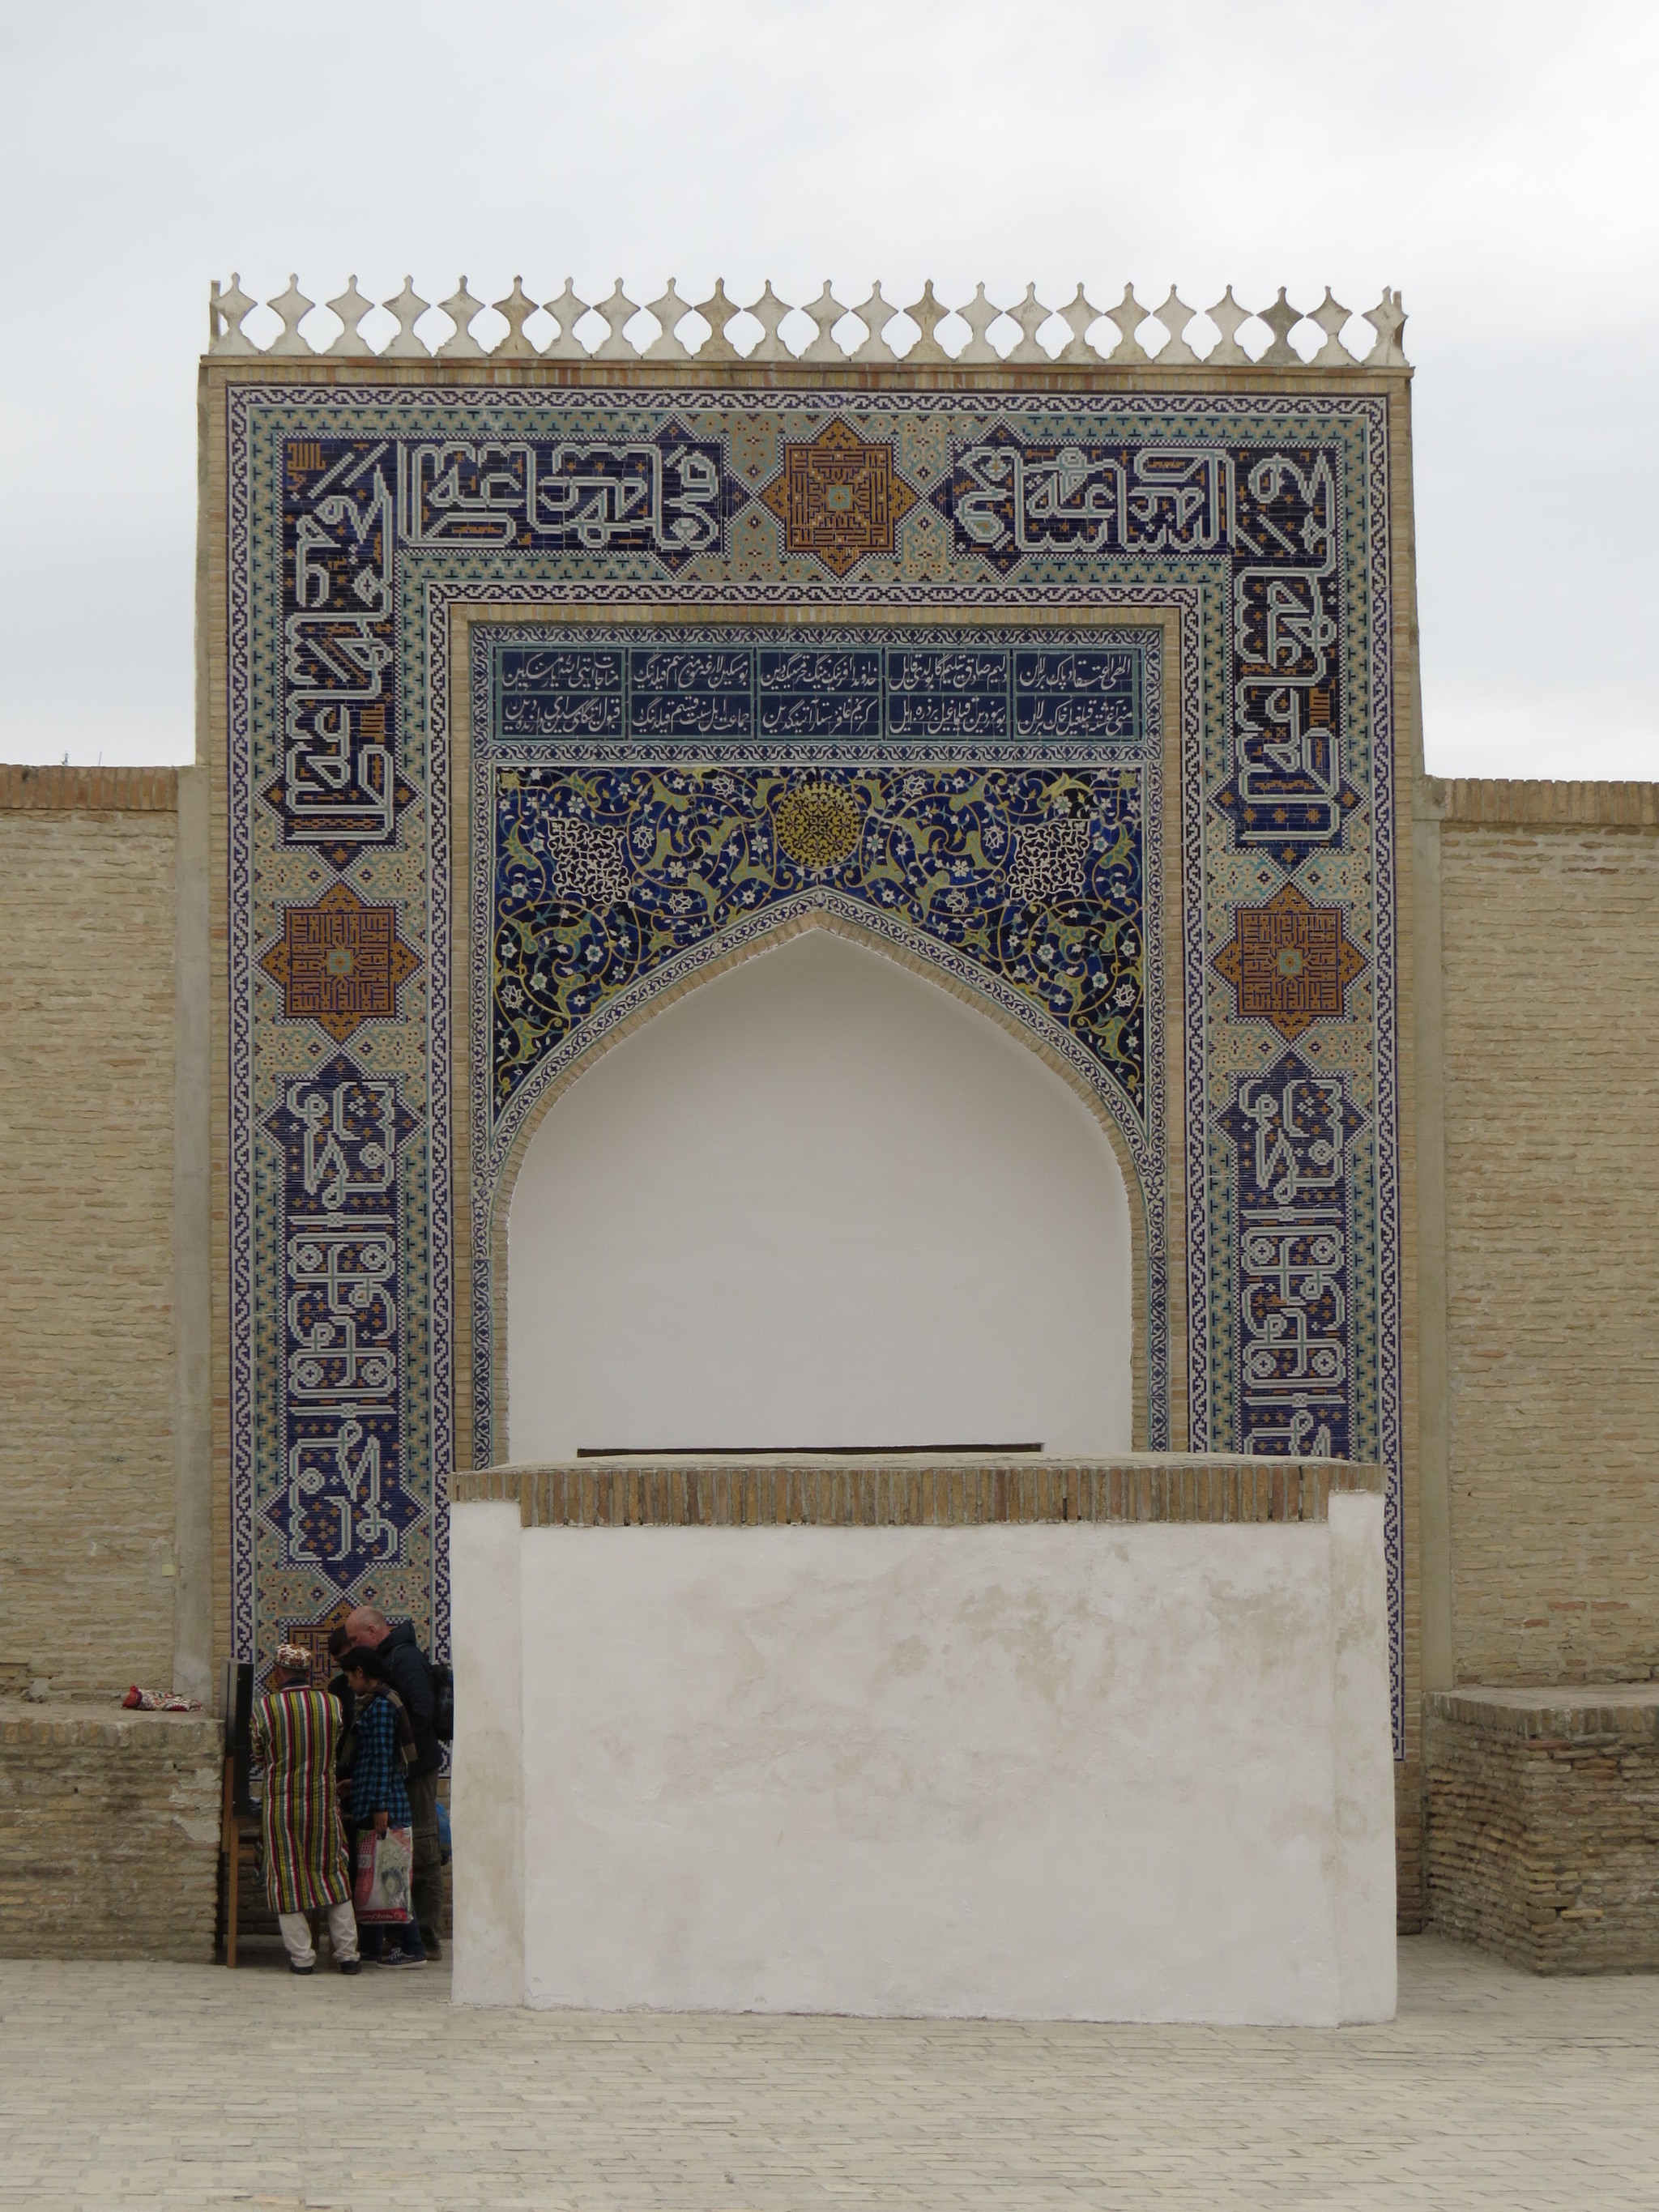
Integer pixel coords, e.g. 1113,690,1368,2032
258,881,420,1044
759,417,920,577
224,378,1400,1746
1213,880,1367,1042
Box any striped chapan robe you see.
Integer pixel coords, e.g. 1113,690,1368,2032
250,1683,352,1913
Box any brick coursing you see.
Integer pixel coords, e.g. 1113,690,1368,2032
0,765,178,812
1439,812,1659,1685
6,743,1657,1958
457,1455,1384,1528
0,1705,221,1961
1427,778,1657,829
1424,1694,1659,1972
0,799,180,1695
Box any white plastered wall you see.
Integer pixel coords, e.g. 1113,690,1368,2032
505,930,1135,1460
450,1495,1396,2024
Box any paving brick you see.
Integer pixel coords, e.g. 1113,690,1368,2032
1,1937,1657,2207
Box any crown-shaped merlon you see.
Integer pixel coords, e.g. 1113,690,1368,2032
206,276,1410,369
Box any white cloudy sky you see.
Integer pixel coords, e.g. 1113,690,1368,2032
2,0,1655,777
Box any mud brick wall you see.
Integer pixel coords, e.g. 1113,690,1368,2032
1424,1690,1659,1972
0,1704,222,1960
1437,783,1659,1685
0,767,180,1698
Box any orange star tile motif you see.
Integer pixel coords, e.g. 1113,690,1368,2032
259,880,420,1043
1213,880,1366,1042
758,418,919,577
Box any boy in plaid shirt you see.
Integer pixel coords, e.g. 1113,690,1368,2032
341,1647,425,1967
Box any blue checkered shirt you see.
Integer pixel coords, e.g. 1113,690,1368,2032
346,1687,413,1826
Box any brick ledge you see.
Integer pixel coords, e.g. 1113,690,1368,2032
1418,776,1658,828
1427,1686,1659,1741
0,765,178,812
456,1454,1384,1528
0,1700,220,1752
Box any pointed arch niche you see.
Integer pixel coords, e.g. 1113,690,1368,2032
497,922,1139,1463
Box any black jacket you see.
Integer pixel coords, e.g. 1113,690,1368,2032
374,1622,441,1775
327,1669,358,1783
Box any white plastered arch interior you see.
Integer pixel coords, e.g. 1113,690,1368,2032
505,925,1134,1460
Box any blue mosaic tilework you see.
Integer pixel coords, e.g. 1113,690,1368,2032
261,1054,424,1589
493,636,1141,744
225,380,1401,1747
273,425,740,865
490,762,1145,1115
467,621,1166,1469
931,431,1360,867
1217,1051,1368,1460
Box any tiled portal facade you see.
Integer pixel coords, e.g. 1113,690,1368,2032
217,372,1410,1745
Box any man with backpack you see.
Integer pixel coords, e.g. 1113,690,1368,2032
343,1605,451,1960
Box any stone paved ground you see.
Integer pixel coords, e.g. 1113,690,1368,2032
1,1937,1656,2210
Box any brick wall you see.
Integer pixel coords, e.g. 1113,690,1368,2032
1437,782,1659,1685
1423,1690,1659,1972
0,767,180,1695
0,1703,221,1960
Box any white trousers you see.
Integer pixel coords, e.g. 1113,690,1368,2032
277,1902,359,1968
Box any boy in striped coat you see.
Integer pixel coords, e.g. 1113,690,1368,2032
249,1644,360,1975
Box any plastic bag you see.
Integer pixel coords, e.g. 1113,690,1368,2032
353,1824,414,1924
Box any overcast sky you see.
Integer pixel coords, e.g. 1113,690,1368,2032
2,0,1655,778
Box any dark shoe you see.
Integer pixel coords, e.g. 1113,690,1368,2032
337,1958,362,1975
382,1951,426,1970
288,1960,314,1975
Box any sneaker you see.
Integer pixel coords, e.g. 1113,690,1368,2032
382,1952,426,1970
337,1958,362,1975
288,1960,314,1976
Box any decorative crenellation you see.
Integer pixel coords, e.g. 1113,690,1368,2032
207,274,1409,369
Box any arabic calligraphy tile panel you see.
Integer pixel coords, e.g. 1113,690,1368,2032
258,1054,424,1592
224,379,1401,1749
930,432,1359,866
257,880,421,1043
1217,1051,1367,1460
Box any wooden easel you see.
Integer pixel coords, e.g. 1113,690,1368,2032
220,1659,255,1965
220,1755,256,1966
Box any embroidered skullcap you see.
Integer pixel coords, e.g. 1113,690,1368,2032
275,1643,311,1673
